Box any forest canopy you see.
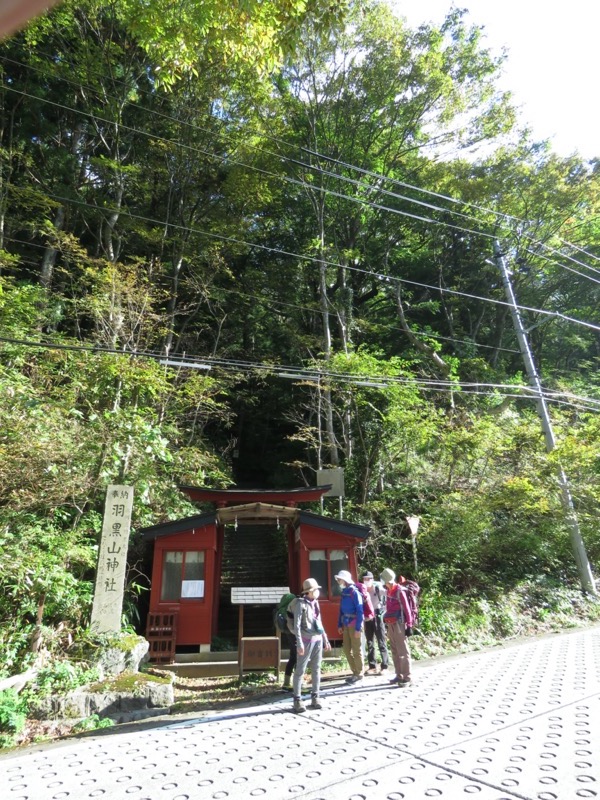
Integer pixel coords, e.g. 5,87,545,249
1,0,600,674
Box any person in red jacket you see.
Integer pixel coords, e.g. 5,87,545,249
380,568,413,686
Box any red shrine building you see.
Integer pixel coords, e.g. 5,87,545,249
141,486,370,651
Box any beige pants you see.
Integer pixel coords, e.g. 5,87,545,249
342,623,364,677
386,621,411,680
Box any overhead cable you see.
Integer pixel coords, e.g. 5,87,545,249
38,191,600,337
2,57,600,279
1,332,599,413
1,83,506,247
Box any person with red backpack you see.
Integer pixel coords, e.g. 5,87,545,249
335,569,365,685
380,568,414,686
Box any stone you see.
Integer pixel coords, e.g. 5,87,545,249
28,673,173,722
148,682,174,708
96,635,149,677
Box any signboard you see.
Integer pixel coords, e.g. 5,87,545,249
317,467,345,498
90,485,134,634
239,636,280,678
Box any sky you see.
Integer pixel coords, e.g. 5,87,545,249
394,0,599,160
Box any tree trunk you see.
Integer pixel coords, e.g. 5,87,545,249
316,204,339,467
30,593,46,653
164,253,184,354
40,204,65,289
102,176,124,263
395,285,451,378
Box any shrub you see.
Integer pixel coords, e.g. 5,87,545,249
71,714,114,733
33,661,99,696
0,689,27,748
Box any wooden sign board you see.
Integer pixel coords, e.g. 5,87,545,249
231,587,289,680
239,636,280,679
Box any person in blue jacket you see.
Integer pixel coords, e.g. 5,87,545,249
335,569,364,685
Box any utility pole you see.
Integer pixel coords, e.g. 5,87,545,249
494,241,596,594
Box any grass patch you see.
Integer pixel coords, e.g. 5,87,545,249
86,671,172,694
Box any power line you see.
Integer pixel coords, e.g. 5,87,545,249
0,54,514,237
2,65,598,412
297,146,600,278
196,284,522,355
522,246,600,283
1,332,598,414
2,83,508,248
2,73,599,335
557,232,600,264
3,55,600,282
0,235,527,356
36,190,600,337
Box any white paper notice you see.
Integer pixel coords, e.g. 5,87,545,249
181,580,204,598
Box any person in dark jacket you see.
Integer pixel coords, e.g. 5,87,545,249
361,571,389,674
276,591,297,690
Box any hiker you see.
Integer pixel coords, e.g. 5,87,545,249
292,578,331,713
335,569,364,685
361,571,389,675
380,567,413,686
275,591,297,690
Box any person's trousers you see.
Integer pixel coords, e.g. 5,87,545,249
293,637,323,699
364,613,389,669
284,632,297,678
386,621,411,680
342,623,364,677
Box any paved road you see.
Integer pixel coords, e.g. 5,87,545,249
4,626,600,799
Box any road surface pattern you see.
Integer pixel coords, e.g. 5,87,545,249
4,627,600,799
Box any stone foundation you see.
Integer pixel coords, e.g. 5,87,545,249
30,675,174,723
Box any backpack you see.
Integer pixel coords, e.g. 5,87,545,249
399,578,420,631
274,593,297,634
374,582,386,613
286,596,324,635
285,597,300,634
355,582,375,621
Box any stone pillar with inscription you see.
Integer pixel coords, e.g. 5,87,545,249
90,485,134,635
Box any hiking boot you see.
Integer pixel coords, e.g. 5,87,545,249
309,696,323,710
293,698,306,714
282,675,293,691
380,665,388,672
389,676,399,684
398,678,412,686
348,674,363,686
365,667,378,675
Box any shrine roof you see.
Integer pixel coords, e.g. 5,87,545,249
180,485,331,506
138,512,216,540
138,507,370,540
297,510,370,539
